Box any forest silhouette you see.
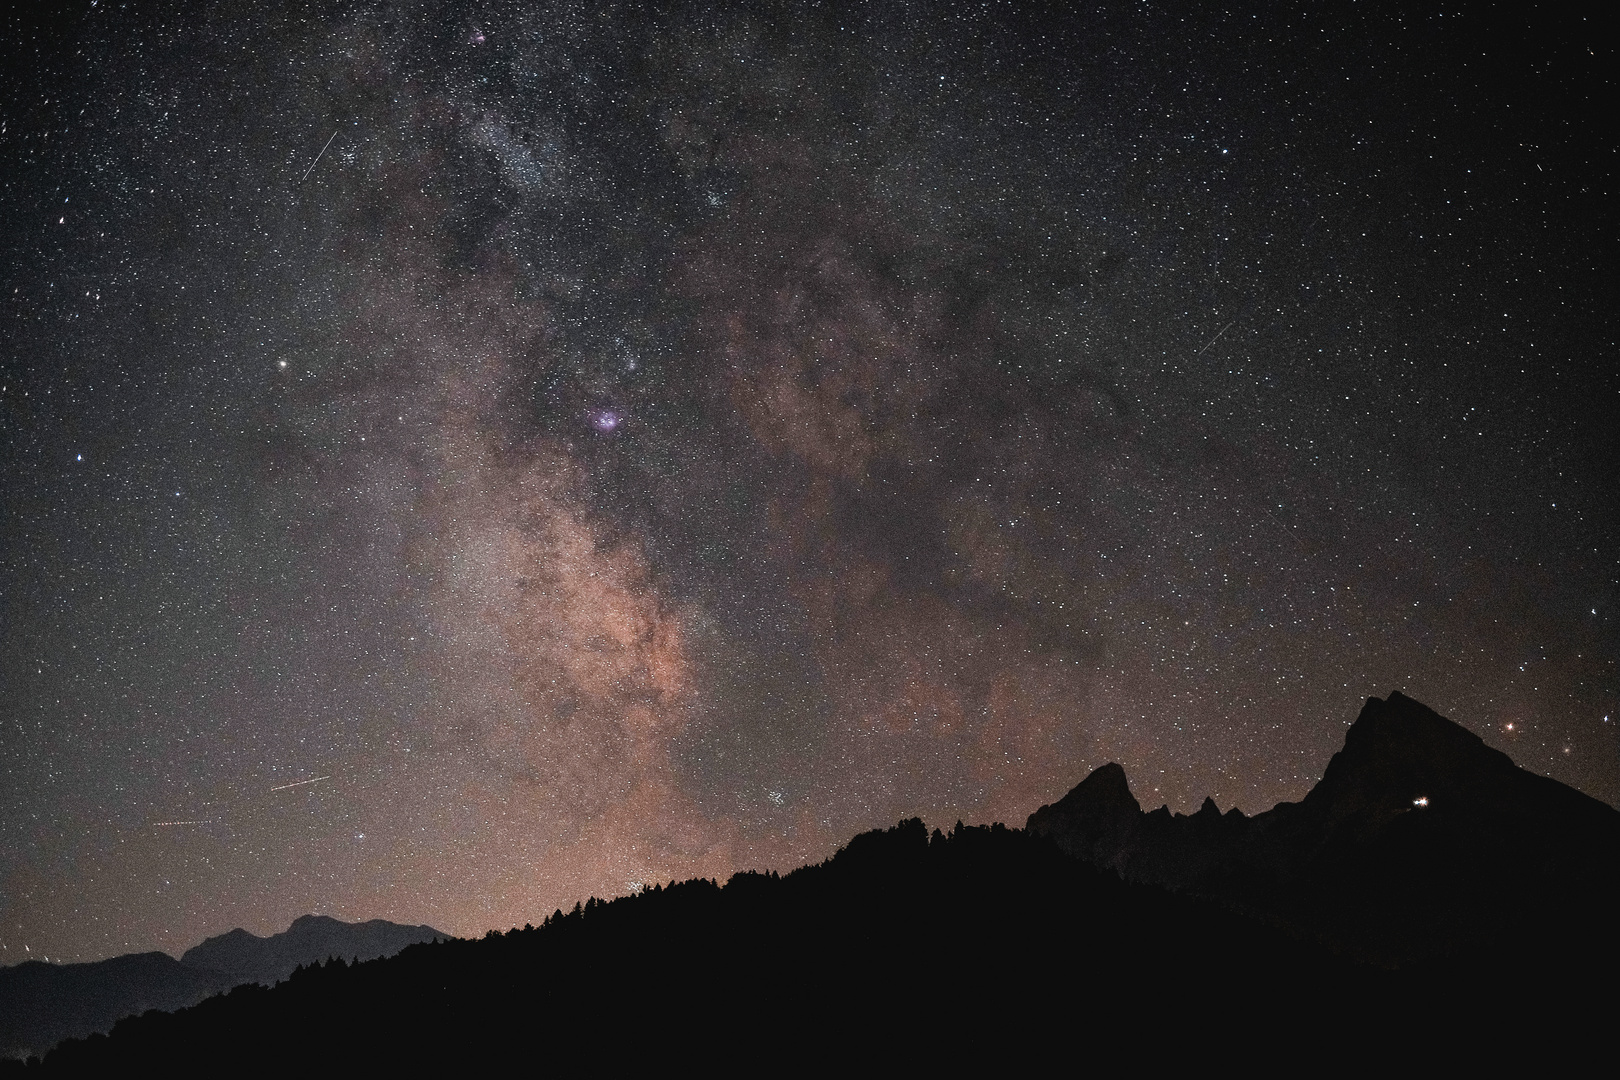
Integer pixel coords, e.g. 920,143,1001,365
7,694,1615,1071
10,822,1381,1072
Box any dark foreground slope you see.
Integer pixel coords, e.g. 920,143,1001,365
8,814,1607,1074
9,823,1397,1073
0,917,442,1060
1028,692,1620,966
10,693,1612,1071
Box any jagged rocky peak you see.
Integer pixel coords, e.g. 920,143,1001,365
1044,761,1140,819
1034,692,1517,836
1024,691,1620,966
1302,691,1520,820
1024,762,1143,862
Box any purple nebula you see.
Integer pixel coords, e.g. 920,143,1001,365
588,409,624,433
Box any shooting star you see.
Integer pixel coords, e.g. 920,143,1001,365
1196,321,1235,357
152,820,212,827
270,775,331,793
299,130,339,183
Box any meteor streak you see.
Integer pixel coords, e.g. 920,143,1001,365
270,775,331,792
1196,321,1235,357
152,820,211,827
299,130,338,183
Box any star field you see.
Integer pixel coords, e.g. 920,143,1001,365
1,1,1615,962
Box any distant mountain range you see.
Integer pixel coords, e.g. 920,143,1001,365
6,693,1614,1069
0,916,442,1060
179,915,445,989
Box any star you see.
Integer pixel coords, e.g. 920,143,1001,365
5,0,1613,967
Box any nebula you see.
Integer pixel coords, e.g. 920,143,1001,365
1,1,1612,960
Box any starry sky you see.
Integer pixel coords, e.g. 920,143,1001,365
2,1,1615,963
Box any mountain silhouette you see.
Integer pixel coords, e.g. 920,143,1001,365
0,954,233,1064
0,916,442,1060
1027,691,1620,964
5,693,1612,1070
180,914,443,987
8,822,1391,1072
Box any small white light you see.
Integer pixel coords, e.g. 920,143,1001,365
1413,796,1429,808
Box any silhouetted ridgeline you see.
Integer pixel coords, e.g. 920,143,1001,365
180,915,443,988
1028,692,1620,966
9,823,1386,1072
6,694,1613,1070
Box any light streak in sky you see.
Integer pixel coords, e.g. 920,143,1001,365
269,775,331,792
300,130,338,183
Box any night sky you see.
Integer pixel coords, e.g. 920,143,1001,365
3,1,1615,963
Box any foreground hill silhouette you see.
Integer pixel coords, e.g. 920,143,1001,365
0,917,441,1060
10,823,1392,1072
6,693,1613,1070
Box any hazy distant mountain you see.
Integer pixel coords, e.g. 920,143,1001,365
1027,691,1620,964
180,914,444,987
0,953,233,1062
0,916,443,1060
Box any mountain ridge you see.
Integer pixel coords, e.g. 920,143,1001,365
7,692,1615,1068
180,914,443,987
1027,691,1620,963
0,915,443,1060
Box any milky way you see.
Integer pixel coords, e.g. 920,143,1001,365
3,2,1615,962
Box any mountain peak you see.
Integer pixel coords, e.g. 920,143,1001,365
1344,691,1490,761
1025,762,1141,865
1301,691,1517,823
1027,692,1620,964
1048,762,1140,818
